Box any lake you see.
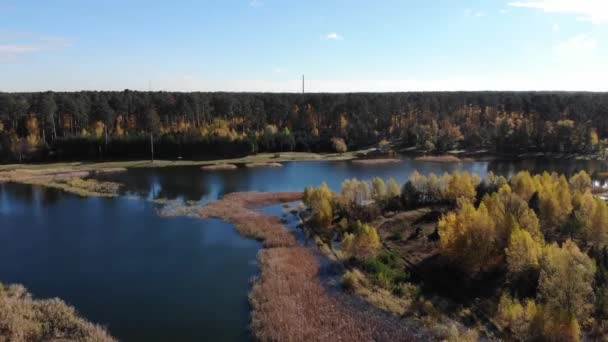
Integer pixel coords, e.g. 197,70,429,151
1,157,607,341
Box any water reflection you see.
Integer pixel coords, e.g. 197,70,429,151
99,157,608,203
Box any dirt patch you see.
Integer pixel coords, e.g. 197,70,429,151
352,158,401,165
245,162,283,168
415,155,461,163
375,208,443,271
200,163,238,171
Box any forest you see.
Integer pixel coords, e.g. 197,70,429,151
302,170,608,340
1,91,608,162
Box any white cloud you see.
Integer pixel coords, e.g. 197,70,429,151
552,23,560,31
273,67,284,74
324,32,343,40
555,33,597,52
508,0,608,25
499,9,510,14
0,33,71,62
183,75,194,80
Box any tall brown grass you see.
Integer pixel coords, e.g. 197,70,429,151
0,283,115,341
197,191,413,341
198,192,301,248
0,168,122,197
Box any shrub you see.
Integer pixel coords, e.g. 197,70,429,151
496,293,540,340
361,252,408,290
0,282,114,341
539,240,595,323
342,221,381,260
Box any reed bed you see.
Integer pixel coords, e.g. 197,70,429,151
198,192,300,247
195,191,413,341
0,169,122,197
0,282,115,341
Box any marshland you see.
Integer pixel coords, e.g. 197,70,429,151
3,155,608,340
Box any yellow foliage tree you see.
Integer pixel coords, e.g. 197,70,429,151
331,137,348,154
482,184,543,248
93,121,105,139
591,130,600,149
506,225,542,275
569,170,591,194
114,115,125,136
438,201,496,272
446,172,477,202
25,115,40,147
588,197,608,248
496,293,540,340
371,177,386,201
386,178,401,198
304,182,334,228
511,171,538,202
535,173,573,233
539,240,595,325
486,171,508,189
342,221,381,260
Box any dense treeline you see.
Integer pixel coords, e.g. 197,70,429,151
303,170,608,340
1,91,608,162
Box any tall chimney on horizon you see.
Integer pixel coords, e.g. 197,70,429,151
302,75,305,94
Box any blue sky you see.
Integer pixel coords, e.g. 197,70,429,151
0,0,607,92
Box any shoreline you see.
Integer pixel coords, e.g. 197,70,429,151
0,151,361,172
2,148,605,173
165,191,423,341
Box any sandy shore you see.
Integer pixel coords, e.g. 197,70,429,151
415,155,462,163
200,163,238,171
245,162,283,168
352,158,402,165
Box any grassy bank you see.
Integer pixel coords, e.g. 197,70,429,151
0,151,362,172
0,168,123,197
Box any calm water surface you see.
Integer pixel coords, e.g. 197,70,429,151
1,157,607,341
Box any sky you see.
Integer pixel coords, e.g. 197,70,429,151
0,0,607,92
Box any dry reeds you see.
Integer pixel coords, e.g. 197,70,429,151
0,169,122,197
0,283,115,341
198,192,301,248
196,191,413,341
